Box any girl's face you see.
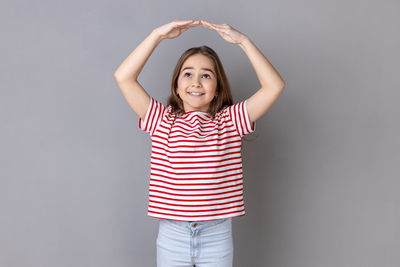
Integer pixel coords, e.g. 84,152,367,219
176,54,218,113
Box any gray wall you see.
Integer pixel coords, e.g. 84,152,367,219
1,0,399,266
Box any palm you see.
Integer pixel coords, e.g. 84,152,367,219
200,21,247,44
165,27,184,39
218,30,241,44
156,20,200,40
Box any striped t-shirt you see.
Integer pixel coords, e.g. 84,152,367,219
138,96,256,221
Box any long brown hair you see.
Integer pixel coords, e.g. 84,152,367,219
167,45,233,119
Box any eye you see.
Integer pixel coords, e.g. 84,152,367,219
182,72,212,79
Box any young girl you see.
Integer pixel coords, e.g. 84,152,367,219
114,19,285,267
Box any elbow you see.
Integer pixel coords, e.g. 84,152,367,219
114,73,131,83
114,71,138,83
279,77,286,88
273,81,286,91
262,78,285,91
113,71,121,80
113,71,123,81
113,69,126,81
277,79,286,90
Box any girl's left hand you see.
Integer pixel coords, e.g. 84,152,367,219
200,20,248,45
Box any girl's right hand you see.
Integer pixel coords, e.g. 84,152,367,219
154,20,200,40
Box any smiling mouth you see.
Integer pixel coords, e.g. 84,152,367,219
188,92,205,96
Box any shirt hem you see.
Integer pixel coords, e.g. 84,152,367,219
147,211,245,222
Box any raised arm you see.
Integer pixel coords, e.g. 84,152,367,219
114,20,201,121
238,37,285,124
201,21,285,125
114,30,161,120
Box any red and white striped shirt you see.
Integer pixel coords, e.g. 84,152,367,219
138,96,256,221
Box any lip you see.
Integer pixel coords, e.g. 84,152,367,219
188,93,205,98
187,91,205,96
187,91,205,94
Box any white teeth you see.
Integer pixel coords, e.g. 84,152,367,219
188,92,204,96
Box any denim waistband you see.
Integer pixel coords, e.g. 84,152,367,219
160,217,231,230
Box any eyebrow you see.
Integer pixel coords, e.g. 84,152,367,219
181,67,215,76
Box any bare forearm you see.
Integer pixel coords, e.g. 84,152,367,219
114,30,163,81
238,37,285,89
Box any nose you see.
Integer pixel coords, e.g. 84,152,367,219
192,76,201,87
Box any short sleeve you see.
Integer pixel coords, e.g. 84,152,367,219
226,99,256,138
138,96,166,136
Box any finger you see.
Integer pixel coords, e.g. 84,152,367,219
202,20,224,28
201,21,219,30
178,20,200,29
180,22,200,30
174,24,194,32
180,23,199,33
205,24,226,33
201,20,217,27
212,24,227,30
187,20,201,26
204,23,225,33
175,20,196,26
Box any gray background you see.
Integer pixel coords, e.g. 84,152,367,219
1,0,399,266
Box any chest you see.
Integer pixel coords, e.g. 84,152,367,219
169,116,220,139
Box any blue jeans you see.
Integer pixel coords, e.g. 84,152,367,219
156,217,233,267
